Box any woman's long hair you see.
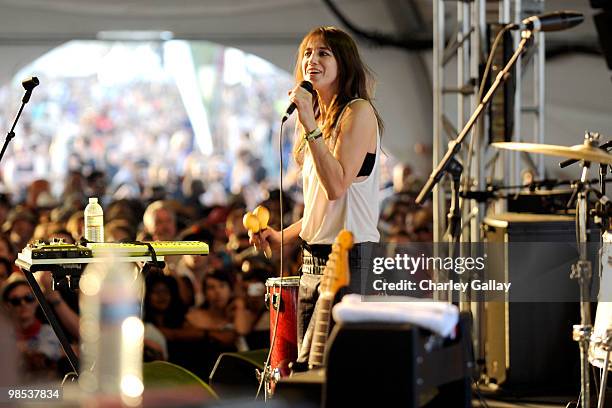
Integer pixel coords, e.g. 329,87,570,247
292,26,384,166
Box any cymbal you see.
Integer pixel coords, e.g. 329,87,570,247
492,142,612,165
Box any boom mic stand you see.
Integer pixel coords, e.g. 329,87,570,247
0,77,39,165
0,78,82,374
416,30,535,300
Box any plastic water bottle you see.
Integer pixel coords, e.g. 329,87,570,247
79,261,144,406
84,197,104,242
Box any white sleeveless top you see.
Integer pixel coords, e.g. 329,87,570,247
299,99,381,245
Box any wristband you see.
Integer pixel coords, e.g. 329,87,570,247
304,127,323,142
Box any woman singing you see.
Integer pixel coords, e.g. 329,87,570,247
252,26,383,363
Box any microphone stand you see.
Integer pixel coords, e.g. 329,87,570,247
416,29,535,297
445,158,463,243
0,86,35,165
8,79,82,374
444,158,463,303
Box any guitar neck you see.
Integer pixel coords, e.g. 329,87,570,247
308,295,334,368
306,230,353,370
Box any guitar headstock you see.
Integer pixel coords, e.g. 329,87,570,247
320,230,354,295
336,229,353,250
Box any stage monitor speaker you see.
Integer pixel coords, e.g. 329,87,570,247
325,316,472,407
277,315,473,407
142,360,218,404
208,349,267,399
482,213,597,392
325,323,419,407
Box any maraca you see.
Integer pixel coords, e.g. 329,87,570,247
253,205,270,230
243,212,260,233
253,205,272,258
243,209,272,258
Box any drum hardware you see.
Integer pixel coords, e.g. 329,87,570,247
264,292,282,311
559,137,612,169
479,178,606,194
254,366,281,398
462,183,581,215
493,132,612,408
566,135,612,408
565,134,612,408
571,238,597,406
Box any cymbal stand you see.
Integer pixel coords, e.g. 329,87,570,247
594,149,611,408
562,133,612,408
572,155,594,408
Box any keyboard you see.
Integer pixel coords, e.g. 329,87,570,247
17,240,209,266
87,241,209,257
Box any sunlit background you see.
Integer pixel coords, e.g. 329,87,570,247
0,40,296,204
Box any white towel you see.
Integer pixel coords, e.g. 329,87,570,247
332,294,459,337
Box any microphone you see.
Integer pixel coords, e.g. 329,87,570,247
511,10,584,32
281,80,314,122
21,76,39,103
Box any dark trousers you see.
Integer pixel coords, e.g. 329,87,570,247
296,241,374,363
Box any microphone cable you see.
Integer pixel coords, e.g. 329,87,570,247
255,118,289,401
462,22,516,197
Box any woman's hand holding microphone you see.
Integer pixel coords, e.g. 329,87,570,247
287,81,318,133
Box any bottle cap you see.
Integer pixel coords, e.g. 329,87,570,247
88,197,98,204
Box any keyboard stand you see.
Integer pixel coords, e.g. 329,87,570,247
16,261,82,374
15,256,166,376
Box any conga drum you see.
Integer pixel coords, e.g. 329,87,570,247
265,276,300,377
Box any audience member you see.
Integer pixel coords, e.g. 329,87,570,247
234,256,272,350
186,268,247,377
143,271,209,378
65,210,84,242
142,200,177,241
2,273,63,380
0,257,11,284
4,206,37,252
